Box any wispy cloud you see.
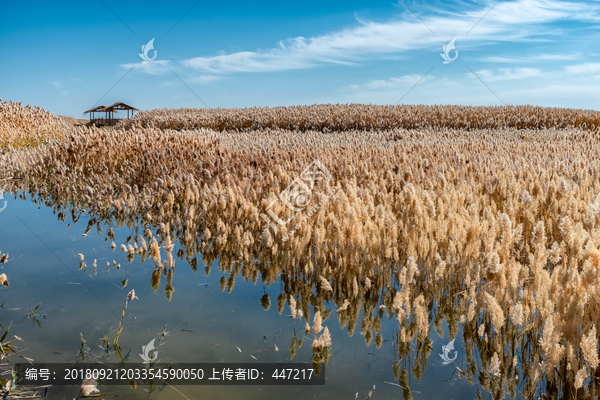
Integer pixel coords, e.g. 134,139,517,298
190,75,224,85
478,53,582,63
181,0,598,74
345,74,433,91
49,80,69,95
472,61,600,83
471,67,543,81
339,74,600,109
564,62,600,77
120,60,172,75
49,80,64,89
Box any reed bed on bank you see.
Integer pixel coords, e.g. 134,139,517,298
3,101,600,398
116,104,600,132
0,100,70,149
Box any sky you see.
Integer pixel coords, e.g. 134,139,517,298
1,0,599,117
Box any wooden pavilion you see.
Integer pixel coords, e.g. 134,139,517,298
84,102,139,126
83,106,115,126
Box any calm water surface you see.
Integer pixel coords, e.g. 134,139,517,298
0,195,482,399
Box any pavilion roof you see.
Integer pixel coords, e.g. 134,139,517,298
104,102,140,112
83,105,116,114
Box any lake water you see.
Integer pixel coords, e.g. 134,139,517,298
0,194,492,399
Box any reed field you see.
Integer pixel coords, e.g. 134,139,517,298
116,104,600,132
0,99,70,149
3,100,600,399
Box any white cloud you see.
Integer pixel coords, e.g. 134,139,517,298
470,67,543,81
564,62,600,76
534,53,582,61
49,80,63,89
478,56,523,63
181,0,598,74
120,60,172,75
345,74,433,91
339,60,600,109
49,80,69,95
498,83,600,109
478,53,582,63
336,77,600,109
190,75,224,84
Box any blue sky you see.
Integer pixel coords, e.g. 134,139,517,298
1,0,599,117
